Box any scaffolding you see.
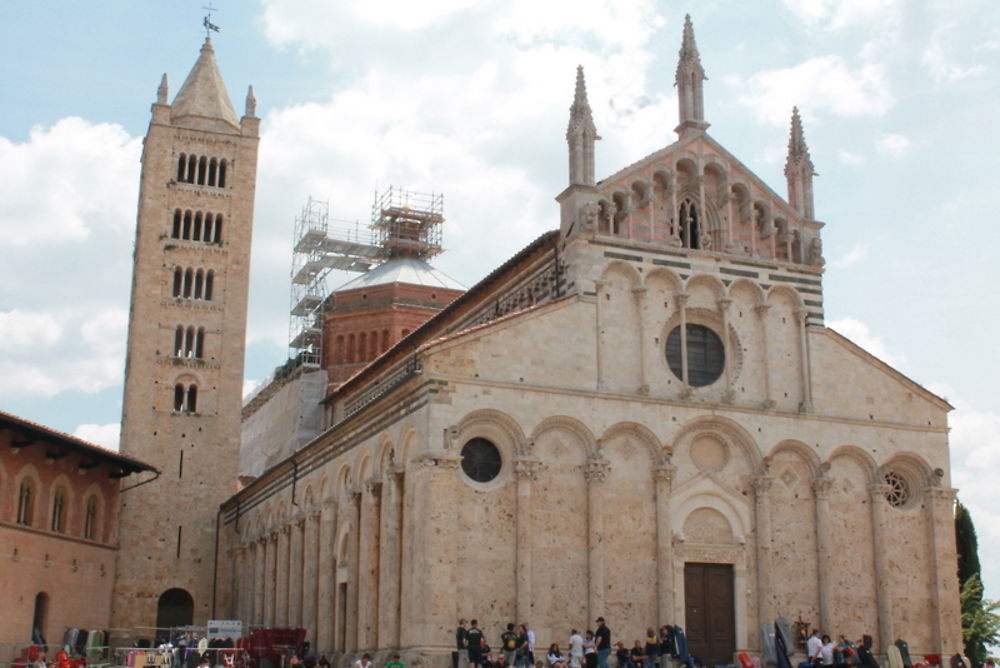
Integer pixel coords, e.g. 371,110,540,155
287,187,446,367
288,198,381,367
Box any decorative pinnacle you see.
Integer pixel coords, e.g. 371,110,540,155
676,14,706,81
157,73,168,105
245,85,257,117
567,65,597,139
786,107,815,171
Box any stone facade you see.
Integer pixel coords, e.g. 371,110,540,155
218,17,961,668
0,411,155,664
111,38,259,640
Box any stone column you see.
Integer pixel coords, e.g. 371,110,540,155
378,467,404,648
654,465,677,626
289,516,306,628
515,458,541,622
676,292,691,396
404,454,461,648
718,297,734,403
266,532,278,626
317,500,337,652
754,304,775,409
634,286,650,394
302,512,319,647
812,476,834,632
255,537,267,625
585,458,610,620
594,279,606,391
346,489,362,652
924,486,960,656
753,475,774,631
868,483,894,653
794,306,813,412
274,524,292,626
358,479,382,649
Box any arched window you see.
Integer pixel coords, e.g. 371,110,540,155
207,158,218,187
174,325,184,356
213,215,223,243
83,496,99,540
183,268,193,298
50,488,66,533
203,214,213,243
193,270,204,299
184,326,195,357
186,155,197,183
17,479,34,526
193,212,202,241
173,268,183,297
186,385,198,413
173,383,198,413
156,589,194,646
183,211,192,240
218,160,227,188
172,210,182,239
204,270,214,300
177,154,187,182
197,156,207,185
679,199,700,249
195,328,205,359
174,384,184,411
32,592,49,644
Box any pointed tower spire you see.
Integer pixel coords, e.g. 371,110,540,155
245,85,257,118
785,107,816,219
171,37,240,130
157,74,169,105
675,15,709,138
567,65,599,187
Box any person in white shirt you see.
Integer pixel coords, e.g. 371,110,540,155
819,635,834,667
569,630,584,668
807,631,822,666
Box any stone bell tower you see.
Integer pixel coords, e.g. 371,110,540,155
111,37,259,640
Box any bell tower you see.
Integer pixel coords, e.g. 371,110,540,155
112,37,259,639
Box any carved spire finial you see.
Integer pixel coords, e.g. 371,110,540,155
245,85,257,118
157,73,169,105
784,106,817,219
675,15,709,138
566,65,599,187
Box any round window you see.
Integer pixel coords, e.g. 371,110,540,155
666,324,725,387
883,471,910,508
461,438,503,483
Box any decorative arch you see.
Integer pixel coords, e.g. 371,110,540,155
398,426,417,469
49,474,74,534
455,408,528,457
335,464,353,500
684,273,727,301
600,259,643,288
599,421,666,465
529,415,599,459
644,266,683,292
767,440,821,479
674,490,750,543
881,451,938,489
826,445,878,483
14,464,42,527
765,284,804,309
631,179,651,209
376,435,396,476
727,278,766,306
671,416,764,475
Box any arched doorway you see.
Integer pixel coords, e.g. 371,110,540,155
156,588,194,645
32,592,49,644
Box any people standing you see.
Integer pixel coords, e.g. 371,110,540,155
502,624,519,668
595,618,611,668
467,620,485,668
569,630,584,668
807,631,822,668
820,636,834,668
643,629,659,668
583,632,597,668
525,624,536,667
457,619,469,668
515,625,531,668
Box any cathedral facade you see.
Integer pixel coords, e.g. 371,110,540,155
112,16,962,668
212,17,961,668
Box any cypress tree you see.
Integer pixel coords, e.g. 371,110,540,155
956,500,982,587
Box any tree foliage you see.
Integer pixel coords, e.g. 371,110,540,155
956,500,982,588
960,573,1000,666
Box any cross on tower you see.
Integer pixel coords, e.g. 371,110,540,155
202,4,220,35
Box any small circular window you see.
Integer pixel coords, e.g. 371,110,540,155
883,471,910,508
461,438,502,483
666,324,725,387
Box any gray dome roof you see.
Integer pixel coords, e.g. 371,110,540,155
333,256,465,293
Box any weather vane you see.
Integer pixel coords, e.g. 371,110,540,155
202,4,221,36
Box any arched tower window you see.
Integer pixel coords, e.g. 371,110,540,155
679,199,700,249
172,210,182,239
202,214,213,243
193,212,203,241
187,385,198,413
183,211,192,239
174,384,184,411
173,383,198,413
195,327,205,358
186,155,197,183
17,479,35,526
207,158,218,187
193,270,204,299
197,156,207,185
50,488,66,533
213,215,223,243
183,268,194,298
204,270,214,300
218,160,227,188
174,325,184,356
173,268,182,297
177,154,187,182
83,496,99,540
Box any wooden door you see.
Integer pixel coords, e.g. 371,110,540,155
684,563,735,668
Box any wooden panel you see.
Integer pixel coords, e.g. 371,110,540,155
684,562,735,668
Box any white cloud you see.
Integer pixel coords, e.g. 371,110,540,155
74,423,120,451
0,310,62,350
782,0,900,31
837,149,865,165
827,317,902,368
922,36,986,83
829,242,869,269
730,56,895,126
875,133,910,158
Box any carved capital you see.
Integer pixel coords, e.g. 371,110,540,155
365,477,383,495
269,531,279,544
584,458,610,483
674,291,689,308
812,476,833,499
752,476,773,496
309,511,322,523
280,524,292,536
632,286,648,298
793,306,810,322
717,297,733,312
867,483,892,504
654,465,677,487
296,516,307,529
753,303,771,316
515,458,543,481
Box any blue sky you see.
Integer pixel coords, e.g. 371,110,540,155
2,0,999,605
